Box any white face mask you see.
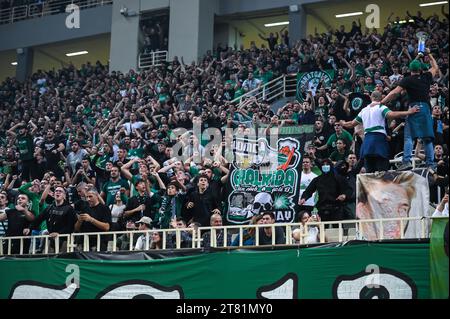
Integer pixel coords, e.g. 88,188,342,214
322,165,331,173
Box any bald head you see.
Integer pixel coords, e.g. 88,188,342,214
371,91,382,102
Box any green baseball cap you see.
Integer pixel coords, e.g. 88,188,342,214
409,60,422,72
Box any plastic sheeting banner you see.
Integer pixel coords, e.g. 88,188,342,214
356,171,430,240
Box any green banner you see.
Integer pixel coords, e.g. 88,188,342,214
430,218,449,299
296,70,335,102
0,242,430,299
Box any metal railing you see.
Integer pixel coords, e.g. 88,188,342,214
230,73,298,107
0,216,433,256
284,73,298,96
0,0,112,25
138,51,168,69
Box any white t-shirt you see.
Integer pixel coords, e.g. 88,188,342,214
304,226,319,244
389,74,401,84
110,204,126,223
432,202,449,217
293,225,319,244
123,121,144,135
355,102,391,135
299,171,318,207
135,233,151,251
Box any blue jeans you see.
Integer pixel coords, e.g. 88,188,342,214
403,114,434,167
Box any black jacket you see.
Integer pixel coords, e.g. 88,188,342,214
30,203,77,234
185,187,219,226
301,172,351,211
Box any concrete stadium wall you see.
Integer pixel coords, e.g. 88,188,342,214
0,5,112,52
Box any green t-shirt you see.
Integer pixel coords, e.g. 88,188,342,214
128,148,144,170
364,83,376,93
102,178,130,206
258,71,273,84
355,64,366,77
17,135,34,161
330,150,350,163
18,183,46,230
315,105,329,119
326,130,353,151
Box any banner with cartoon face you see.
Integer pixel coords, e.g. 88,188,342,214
0,242,432,299
226,136,305,225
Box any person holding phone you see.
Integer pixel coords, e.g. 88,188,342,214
433,189,449,217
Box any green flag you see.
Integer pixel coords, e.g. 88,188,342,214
430,217,449,299
296,70,335,102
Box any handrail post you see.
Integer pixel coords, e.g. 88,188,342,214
379,220,384,240
255,225,260,246
176,229,181,249
83,235,88,252
319,223,325,243
31,235,36,255
55,236,60,254
211,228,216,248
130,232,134,250
285,225,290,245
271,225,276,246
400,219,404,239
301,224,307,245
239,227,243,247
421,218,426,239
283,75,286,98
223,228,228,248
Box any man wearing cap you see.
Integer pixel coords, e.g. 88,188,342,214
381,49,439,170
134,216,153,251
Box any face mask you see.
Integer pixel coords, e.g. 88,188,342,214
322,165,331,173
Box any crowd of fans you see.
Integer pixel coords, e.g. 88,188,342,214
0,10,449,252
141,15,169,54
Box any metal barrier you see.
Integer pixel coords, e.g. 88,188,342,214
230,73,298,107
0,216,432,256
0,5,28,24
230,74,283,106
0,233,71,255
284,73,298,96
138,51,168,69
0,0,111,24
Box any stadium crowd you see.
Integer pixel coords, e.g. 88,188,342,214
0,10,448,252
